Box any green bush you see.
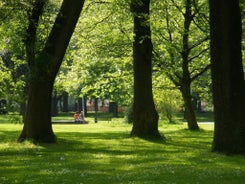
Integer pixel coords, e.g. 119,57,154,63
9,114,23,124
154,88,182,124
124,105,133,124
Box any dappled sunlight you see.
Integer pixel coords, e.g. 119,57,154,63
0,123,245,183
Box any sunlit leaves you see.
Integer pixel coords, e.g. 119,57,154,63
0,0,63,111
55,0,133,105
152,0,210,72
153,73,182,121
151,0,211,106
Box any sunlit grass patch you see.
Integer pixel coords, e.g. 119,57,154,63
0,121,244,184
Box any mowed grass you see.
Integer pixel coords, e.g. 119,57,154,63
0,121,245,184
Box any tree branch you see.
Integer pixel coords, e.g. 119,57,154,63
191,64,211,82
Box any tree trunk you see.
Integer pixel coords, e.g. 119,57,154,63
51,90,59,116
130,0,161,139
62,91,68,112
77,98,83,112
180,83,199,130
18,81,56,142
18,0,85,143
181,0,199,130
109,102,118,117
83,96,87,116
209,0,245,154
94,98,99,123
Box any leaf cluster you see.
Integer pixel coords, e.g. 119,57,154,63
55,0,134,105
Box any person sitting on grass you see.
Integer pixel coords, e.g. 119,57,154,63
74,111,80,124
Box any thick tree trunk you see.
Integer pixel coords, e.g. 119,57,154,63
18,81,56,142
18,0,85,143
130,0,161,139
209,0,245,154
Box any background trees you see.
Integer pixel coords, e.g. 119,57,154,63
0,1,28,115
54,0,134,114
151,0,210,130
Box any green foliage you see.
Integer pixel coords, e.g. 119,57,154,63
0,52,27,112
0,122,245,183
123,103,133,123
191,70,213,110
1,0,215,115
0,113,23,124
55,0,134,105
0,0,62,112
151,0,210,95
9,113,23,124
153,76,183,123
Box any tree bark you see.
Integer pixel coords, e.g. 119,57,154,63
209,0,245,154
94,98,99,123
130,0,162,139
83,96,87,116
19,81,56,142
18,0,85,143
180,83,199,130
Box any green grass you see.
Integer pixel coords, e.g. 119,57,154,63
175,111,214,122
0,120,245,184
51,112,119,122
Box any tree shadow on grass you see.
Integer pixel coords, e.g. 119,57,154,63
37,128,213,158
1,127,245,184
0,126,213,154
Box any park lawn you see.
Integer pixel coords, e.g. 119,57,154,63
0,122,245,184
